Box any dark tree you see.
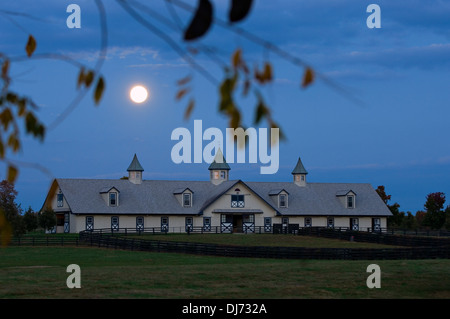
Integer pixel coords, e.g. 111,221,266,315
23,206,38,232
38,209,56,232
422,192,446,229
0,180,24,237
375,185,404,228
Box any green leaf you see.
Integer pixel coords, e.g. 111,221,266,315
184,0,213,41
229,0,253,23
94,76,105,105
25,35,37,57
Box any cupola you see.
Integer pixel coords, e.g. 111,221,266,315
208,148,230,185
127,154,144,184
292,157,308,187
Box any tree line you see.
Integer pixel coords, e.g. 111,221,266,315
0,180,55,241
376,186,450,230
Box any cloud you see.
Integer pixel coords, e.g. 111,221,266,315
63,45,160,63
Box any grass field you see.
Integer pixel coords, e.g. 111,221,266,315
127,233,399,248
1,246,449,299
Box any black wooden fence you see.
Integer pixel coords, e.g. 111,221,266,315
76,229,450,260
10,236,81,247
9,227,450,260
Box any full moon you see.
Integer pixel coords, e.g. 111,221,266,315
129,85,149,103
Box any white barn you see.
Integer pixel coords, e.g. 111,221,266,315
41,154,392,233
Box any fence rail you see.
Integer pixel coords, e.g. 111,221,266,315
77,232,450,260
9,227,450,260
76,228,450,260
10,236,81,247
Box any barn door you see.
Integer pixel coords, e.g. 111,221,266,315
64,213,70,233
136,217,144,231
185,217,193,232
350,218,359,231
111,216,119,231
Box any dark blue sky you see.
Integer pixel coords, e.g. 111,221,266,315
1,0,449,213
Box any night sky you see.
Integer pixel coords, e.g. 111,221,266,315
1,0,449,214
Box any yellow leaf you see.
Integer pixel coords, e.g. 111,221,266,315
84,70,94,87
25,35,37,57
302,67,314,88
7,165,18,183
263,63,272,82
232,48,242,69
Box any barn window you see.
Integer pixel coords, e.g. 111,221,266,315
109,192,117,206
347,195,355,208
231,194,244,208
57,193,64,207
279,194,287,208
183,193,191,207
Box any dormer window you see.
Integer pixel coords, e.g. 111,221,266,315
336,190,356,209
110,192,117,206
279,194,287,208
347,195,354,209
183,193,192,207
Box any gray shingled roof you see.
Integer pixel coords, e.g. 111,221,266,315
54,178,391,217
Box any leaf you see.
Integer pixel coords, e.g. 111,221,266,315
1,59,10,78
263,63,272,82
7,134,20,152
25,112,45,140
7,165,18,183
184,0,213,41
184,99,195,120
94,76,105,105
84,70,94,88
232,48,242,69
176,88,190,100
254,98,268,125
302,67,314,88
77,68,85,89
229,0,253,23
0,108,13,130
25,35,37,57
177,75,192,86
229,108,241,129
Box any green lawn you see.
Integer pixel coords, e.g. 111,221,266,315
1,246,449,299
